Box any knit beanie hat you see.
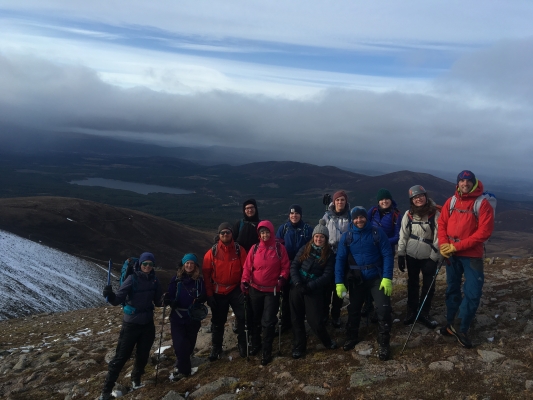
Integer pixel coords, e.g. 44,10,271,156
312,219,329,238
289,204,303,215
139,252,155,265
333,190,348,202
457,170,476,184
351,206,367,220
376,188,392,201
181,253,198,265
217,222,233,233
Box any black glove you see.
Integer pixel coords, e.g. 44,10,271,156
103,285,115,301
277,276,288,291
207,296,217,310
300,283,310,295
398,256,406,272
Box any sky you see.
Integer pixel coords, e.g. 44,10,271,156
1,1,533,179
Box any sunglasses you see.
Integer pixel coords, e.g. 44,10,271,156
219,230,232,236
141,261,154,267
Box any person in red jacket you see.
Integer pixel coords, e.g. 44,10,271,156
202,222,248,361
437,170,494,348
241,220,290,365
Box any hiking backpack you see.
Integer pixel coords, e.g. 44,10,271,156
405,206,442,253
252,240,283,259
344,227,381,248
211,241,241,258
119,256,159,310
281,222,312,240
449,192,497,219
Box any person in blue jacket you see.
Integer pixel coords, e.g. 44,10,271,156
364,188,401,319
335,207,394,361
164,253,207,381
276,204,314,332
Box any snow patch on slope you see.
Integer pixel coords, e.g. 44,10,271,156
0,230,108,320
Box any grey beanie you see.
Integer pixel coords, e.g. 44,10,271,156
217,222,233,233
312,219,329,238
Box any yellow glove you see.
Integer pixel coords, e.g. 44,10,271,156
336,283,347,299
440,243,456,258
379,278,392,297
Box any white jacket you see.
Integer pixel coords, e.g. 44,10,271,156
322,202,351,253
397,205,440,262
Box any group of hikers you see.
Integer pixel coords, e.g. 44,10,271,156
98,169,495,400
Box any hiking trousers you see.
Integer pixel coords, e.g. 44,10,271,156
445,256,484,333
249,287,279,351
406,256,438,314
346,277,391,341
211,286,246,347
290,287,331,352
103,321,155,393
170,317,201,375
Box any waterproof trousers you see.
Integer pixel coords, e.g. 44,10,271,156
211,286,246,347
406,256,438,314
170,316,201,375
249,287,279,353
103,321,155,393
346,277,391,342
445,256,484,333
290,287,332,352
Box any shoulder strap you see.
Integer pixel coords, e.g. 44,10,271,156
449,197,457,215
175,280,182,301
372,227,380,246
275,241,282,260
393,208,400,225
211,243,218,257
303,223,312,240
344,231,353,247
234,242,241,256
282,222,290,237
238,219,244,236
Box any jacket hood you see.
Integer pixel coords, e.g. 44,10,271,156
349,219,372,233
455,179,484,199
257,220,276,246
328,202,351,217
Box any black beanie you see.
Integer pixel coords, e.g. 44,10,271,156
289,204,303,215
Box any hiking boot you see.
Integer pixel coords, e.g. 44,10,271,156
446,325,473,348
418,314,437,329
99,393,115,400
343,339,359,351
378,344,391,361
403,309,416,325
171,372,189,382
440,324,453,336
261,350,272,366
238,342,248,358
292,349,304,359
331,318,342,328
208,346,222,361
131,380,144,390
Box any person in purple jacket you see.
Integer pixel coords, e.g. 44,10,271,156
165,253,207,381
100,252,163,400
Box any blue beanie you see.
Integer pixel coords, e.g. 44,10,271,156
457,170,476,184
181,253,198,265
350,206,367,219
139,252,155,264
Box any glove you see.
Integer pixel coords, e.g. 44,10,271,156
240,282,249,295
207,296,217,310
162,292,172,306
398,256,406,272
336,283,347,299
103,285,115,301
379,278,392,296
440,243,456,258
196,294,207,304
295,283,308,295
277,276,288,291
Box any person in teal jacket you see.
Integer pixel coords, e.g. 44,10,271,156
334,207,394,361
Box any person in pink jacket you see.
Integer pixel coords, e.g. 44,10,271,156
241,220,290,365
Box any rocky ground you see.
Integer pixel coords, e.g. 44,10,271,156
1,257,532,400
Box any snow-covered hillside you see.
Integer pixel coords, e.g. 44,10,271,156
0,230,110,320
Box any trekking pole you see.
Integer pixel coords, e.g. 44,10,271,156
401,258,447,355
244,293,249,361
278,289,283,356
155,305,167,386
106,259,112,303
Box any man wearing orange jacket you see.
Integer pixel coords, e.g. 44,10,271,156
203,222,248,361
438,170,494,348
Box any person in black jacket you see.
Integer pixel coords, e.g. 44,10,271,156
99,252,163,400
289,220,337,359
233,198,261,252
